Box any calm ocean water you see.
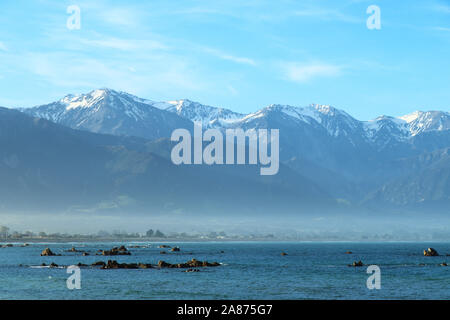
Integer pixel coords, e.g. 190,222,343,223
0,242,448,300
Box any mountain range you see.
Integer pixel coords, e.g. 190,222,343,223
2,88,448,216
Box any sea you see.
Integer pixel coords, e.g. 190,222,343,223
0,242,448,300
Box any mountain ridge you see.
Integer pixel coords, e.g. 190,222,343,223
20,88,450,140
12,88,450,213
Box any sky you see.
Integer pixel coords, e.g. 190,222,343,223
0,0,449,120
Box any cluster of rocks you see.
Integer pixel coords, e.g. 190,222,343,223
41,248,61,256
39,244,186,258
97,246,131,256
157,258,220,268
159,245,181,254
41,262,59,268
1,243,29,248
349,260,364,267
66,247,84,253
40,258,221,270
99,260,152,269
423,248,439,256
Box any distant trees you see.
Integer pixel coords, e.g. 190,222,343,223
154,230,165,238
97,230,110,237
146,229,165,238
0,226,9,240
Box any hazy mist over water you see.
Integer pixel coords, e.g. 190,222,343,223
2,211,449,241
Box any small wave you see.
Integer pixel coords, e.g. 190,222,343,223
29,265,65,269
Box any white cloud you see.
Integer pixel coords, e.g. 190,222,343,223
432,26,450,32
281,62,342,83
201,47,256,66
80,38,167,51
293,7,361,23
98,7,142,27
0,42,8,51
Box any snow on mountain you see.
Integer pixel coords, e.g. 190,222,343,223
20,88,192,140
398,110,450,136
235,103,361,139
19,88,449,145
362,111,450,144
363,116,410,145
164,99,245,128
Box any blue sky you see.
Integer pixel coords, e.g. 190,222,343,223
0,0,449,120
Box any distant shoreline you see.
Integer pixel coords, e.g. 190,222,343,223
1,238,450,244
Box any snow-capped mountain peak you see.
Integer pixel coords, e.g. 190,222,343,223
58,88,159,112
165,99,245,128
312,104,337,116
60,88,109,110
20,88,192,140
397,110,450,136
398,110,422,123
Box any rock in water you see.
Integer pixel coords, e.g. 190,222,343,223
103,260,120,269
423,248,439,256
92,261,106,267
158,259,220,269
99,246,131,256
158,260,172,268
41,248,56,256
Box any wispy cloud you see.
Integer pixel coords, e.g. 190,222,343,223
98,7,142,27
0,42,7,51
292,7,362,23
432,26,450,32
280,62,342,83
201,47,256,66
80,38,168,51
